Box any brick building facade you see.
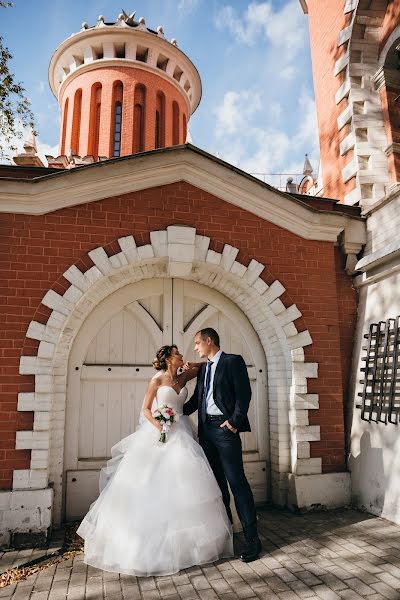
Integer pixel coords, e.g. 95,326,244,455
302,0,400,525
0,9,368,545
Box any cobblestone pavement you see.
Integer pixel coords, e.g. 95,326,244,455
1,507,400,599
0,530,65,575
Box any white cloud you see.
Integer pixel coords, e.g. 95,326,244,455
214,0,305,57
0,121,59,166
210,0,317,189
36,102,61,127
280,66,298,80
294,91,319,149
214,3,272,45
264,1,305,53
214,90,262,136
37,140,60,162
177,0,200,18
36,81,46,94
212,88,319,185
270,102,282,120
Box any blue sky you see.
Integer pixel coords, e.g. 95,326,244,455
2,0,319,183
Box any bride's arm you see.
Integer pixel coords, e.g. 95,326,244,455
143,380,163,431
181,362,204,384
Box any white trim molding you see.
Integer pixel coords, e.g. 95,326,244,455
10,224,349,536
0,145,365,251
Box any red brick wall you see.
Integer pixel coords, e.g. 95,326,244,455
310,246,357,469
0,182,357,487
60,66,189,158
306,0,353,202
302,244,352,474
380,0,400,52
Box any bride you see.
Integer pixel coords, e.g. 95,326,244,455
77,344,233,577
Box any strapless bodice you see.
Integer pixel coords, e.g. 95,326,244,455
156,386,188,415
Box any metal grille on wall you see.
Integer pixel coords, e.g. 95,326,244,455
357,317,400,424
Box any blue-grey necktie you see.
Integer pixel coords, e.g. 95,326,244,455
201,360,212,422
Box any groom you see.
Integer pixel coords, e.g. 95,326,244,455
183,327,262,562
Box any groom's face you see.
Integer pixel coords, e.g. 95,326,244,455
194,333,210,358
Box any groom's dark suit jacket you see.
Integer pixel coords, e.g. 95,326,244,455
183,352,252,432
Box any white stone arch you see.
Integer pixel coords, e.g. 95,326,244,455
379,25,400,68
17,225,320,526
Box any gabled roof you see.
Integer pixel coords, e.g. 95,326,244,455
0,143,365,247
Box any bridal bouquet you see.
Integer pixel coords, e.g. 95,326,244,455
153,405,178,443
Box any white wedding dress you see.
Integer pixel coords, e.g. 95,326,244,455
77,385,233,576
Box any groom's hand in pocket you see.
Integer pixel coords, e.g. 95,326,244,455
220,420,237,434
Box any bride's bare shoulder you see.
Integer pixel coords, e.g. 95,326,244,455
147,375,163,392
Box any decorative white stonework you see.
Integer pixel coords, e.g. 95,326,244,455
165,225,196,277
335,76,351,105
335,1,391,206
13,131,44,168
9,225,348,537
48,12,201,114
344,0,358,14
0,489,53,547
288,472,351,511
334,51,349,77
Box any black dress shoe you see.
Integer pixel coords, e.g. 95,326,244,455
239,537,262,562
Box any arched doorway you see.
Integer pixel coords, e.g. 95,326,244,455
64,278,268,520
18,225,321,528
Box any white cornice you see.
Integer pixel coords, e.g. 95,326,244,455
356,239,400,273
49,27,202,113
0,146,365,246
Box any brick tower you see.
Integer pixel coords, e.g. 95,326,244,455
48,11,201,162
301,0,395,207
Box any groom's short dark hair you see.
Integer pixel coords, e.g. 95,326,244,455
197,327,220,347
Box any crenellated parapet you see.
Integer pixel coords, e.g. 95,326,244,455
48,11,202,160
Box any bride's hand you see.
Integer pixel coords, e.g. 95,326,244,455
154,421,163,432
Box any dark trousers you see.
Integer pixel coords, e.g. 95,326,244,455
199,421,258,539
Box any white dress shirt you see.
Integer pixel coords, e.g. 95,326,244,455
205,349,223,415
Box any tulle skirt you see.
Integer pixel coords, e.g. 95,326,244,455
77,416,233,576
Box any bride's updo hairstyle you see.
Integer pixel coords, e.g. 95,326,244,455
152,345,178,371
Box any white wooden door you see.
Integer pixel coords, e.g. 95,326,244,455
65,279,172,520
65,278,268,520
